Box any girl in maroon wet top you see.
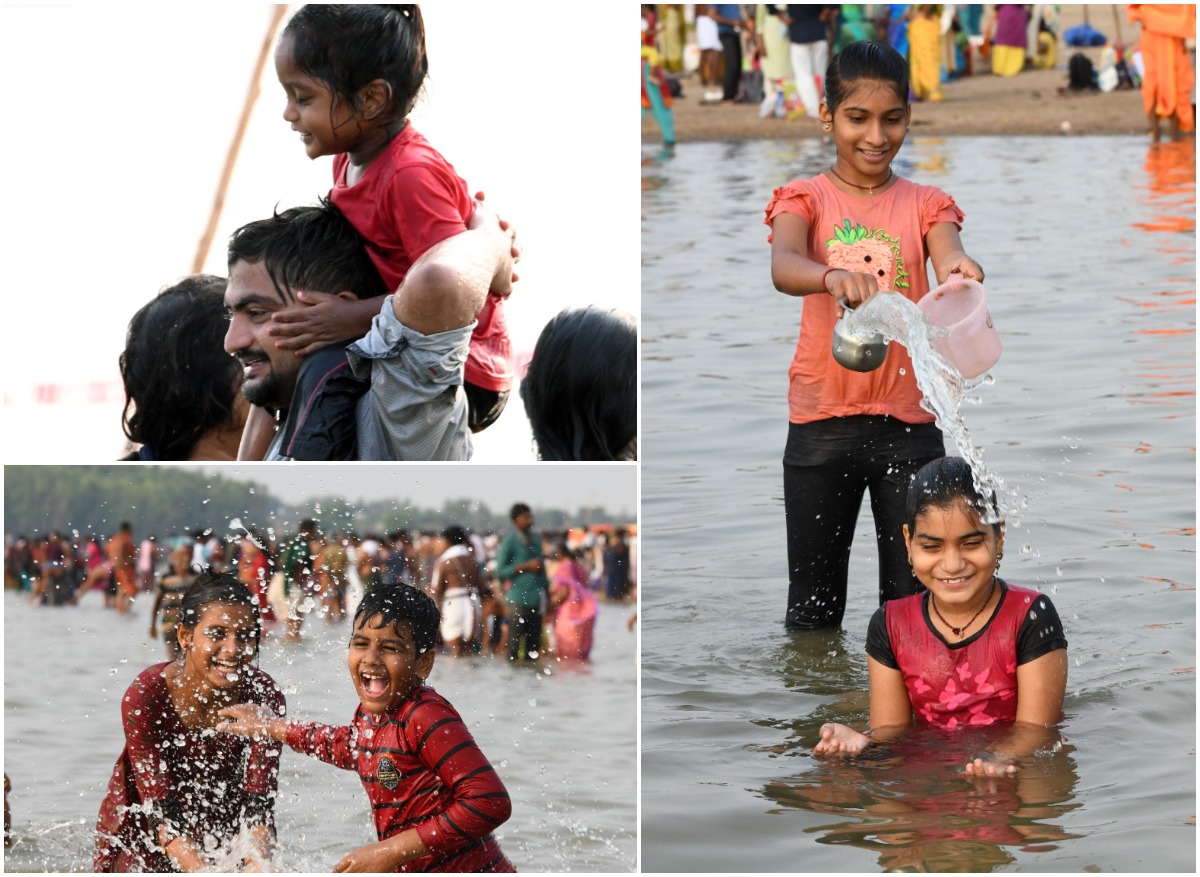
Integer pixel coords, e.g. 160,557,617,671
219,584,515,872
94,572,284,872
814,456,1068,777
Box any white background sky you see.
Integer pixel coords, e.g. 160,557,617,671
1,5,638,463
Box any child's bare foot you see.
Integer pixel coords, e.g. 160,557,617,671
813,722,870,757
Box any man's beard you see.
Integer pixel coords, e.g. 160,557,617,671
240,370,285,410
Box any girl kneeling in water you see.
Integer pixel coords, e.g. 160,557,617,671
814,456,1068,776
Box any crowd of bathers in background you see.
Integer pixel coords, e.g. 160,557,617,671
5,506,636,663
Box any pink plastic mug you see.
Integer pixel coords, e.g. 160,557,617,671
916,274,1002,379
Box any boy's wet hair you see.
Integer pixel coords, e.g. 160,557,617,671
283,4,428,121
353,583,440,655
178,570,263,653
824,40,910,114
227,199,386,305
906,456,1001,534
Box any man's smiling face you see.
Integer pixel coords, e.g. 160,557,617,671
223,259,300,411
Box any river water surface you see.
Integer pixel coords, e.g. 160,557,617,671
641,136,1195,872
4,586,636,871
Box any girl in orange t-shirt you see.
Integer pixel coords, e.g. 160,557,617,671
764,40,985,631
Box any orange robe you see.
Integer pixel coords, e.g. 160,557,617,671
1128,4,1197,132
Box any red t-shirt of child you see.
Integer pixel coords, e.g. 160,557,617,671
764,174,964,425
330,125,511,393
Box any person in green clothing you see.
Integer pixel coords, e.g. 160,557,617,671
494,503,549,662
280,519,319,642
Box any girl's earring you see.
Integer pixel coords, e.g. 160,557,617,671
822,123,831,131
995,553,1003,571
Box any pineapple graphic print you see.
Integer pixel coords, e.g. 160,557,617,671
825,219,909,292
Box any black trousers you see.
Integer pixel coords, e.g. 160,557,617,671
782,415,945,629
719,30,742,101
507,606,543,662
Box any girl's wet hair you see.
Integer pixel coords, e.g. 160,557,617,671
353,583,440,654
520,307,637,461
906,457,1001,533
120,275,242,460
824,40,910,114
178,570,262,653
283,4,427,121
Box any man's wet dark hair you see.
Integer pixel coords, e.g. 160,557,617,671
283,5,428,122
521,307,637,461
352,583,440,654
442,526,469,546
906,456,1002,534
227,200,386,305
120,275,242,460
824,40,911,114
177,570,263,654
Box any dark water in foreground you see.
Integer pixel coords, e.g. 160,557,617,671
3,588,636,871
641,136,1195,872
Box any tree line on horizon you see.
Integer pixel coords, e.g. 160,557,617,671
4,467,630,543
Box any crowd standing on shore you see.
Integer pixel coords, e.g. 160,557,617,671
5,509,636,663
642,5,1195,141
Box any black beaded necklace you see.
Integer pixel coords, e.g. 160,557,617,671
930,576,997,638
829,165,893,196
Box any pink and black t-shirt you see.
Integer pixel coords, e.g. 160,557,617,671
866,580,1067,729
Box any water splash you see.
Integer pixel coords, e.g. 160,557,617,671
842,293,1012,524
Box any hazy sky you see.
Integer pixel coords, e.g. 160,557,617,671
183,464,637,517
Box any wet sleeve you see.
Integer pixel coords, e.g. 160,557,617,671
865,605,899,669
1016,593,1068,664
243,672,286,800
763,179,817,243
919,185,965,235
408,699,512,857
285,719,359,771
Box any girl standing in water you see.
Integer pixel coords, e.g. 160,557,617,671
95,573,284,871
764,40,985,630
814,456,1068,776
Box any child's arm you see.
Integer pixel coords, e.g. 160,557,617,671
268,293,381,359
217,704,357,771
770,212,882,308
964,648,1068,777
813,655,913,757
925,221,985,284
332,830,429,873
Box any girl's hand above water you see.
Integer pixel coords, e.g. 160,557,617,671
963,750,1018,777
813,722,871,757
825,270,882,309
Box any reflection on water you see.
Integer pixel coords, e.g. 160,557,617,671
641,135,1195,873
762,726,1080,873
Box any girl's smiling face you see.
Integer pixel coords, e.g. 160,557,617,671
822,80,911,183
274,35,359,159
177,601,259,690
904,500,1003,609
348,614,435,714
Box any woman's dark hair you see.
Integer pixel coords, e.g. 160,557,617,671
177,570,262,654
824,40,910,114
521,307,637,461
227,200,386,304
906,457,1001,534
353,583,440,655
282,4,427,121
119,275,242,460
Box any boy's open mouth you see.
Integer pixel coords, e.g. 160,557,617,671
361,672,389,698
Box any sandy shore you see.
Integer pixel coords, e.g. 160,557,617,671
643,6,1162,141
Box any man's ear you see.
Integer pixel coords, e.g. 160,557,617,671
356,79,393,121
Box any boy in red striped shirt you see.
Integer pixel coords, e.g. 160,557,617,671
219,585,514,872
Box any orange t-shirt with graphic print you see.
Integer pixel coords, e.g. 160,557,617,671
764,174,964,425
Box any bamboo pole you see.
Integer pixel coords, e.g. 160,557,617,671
192,5,289,274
